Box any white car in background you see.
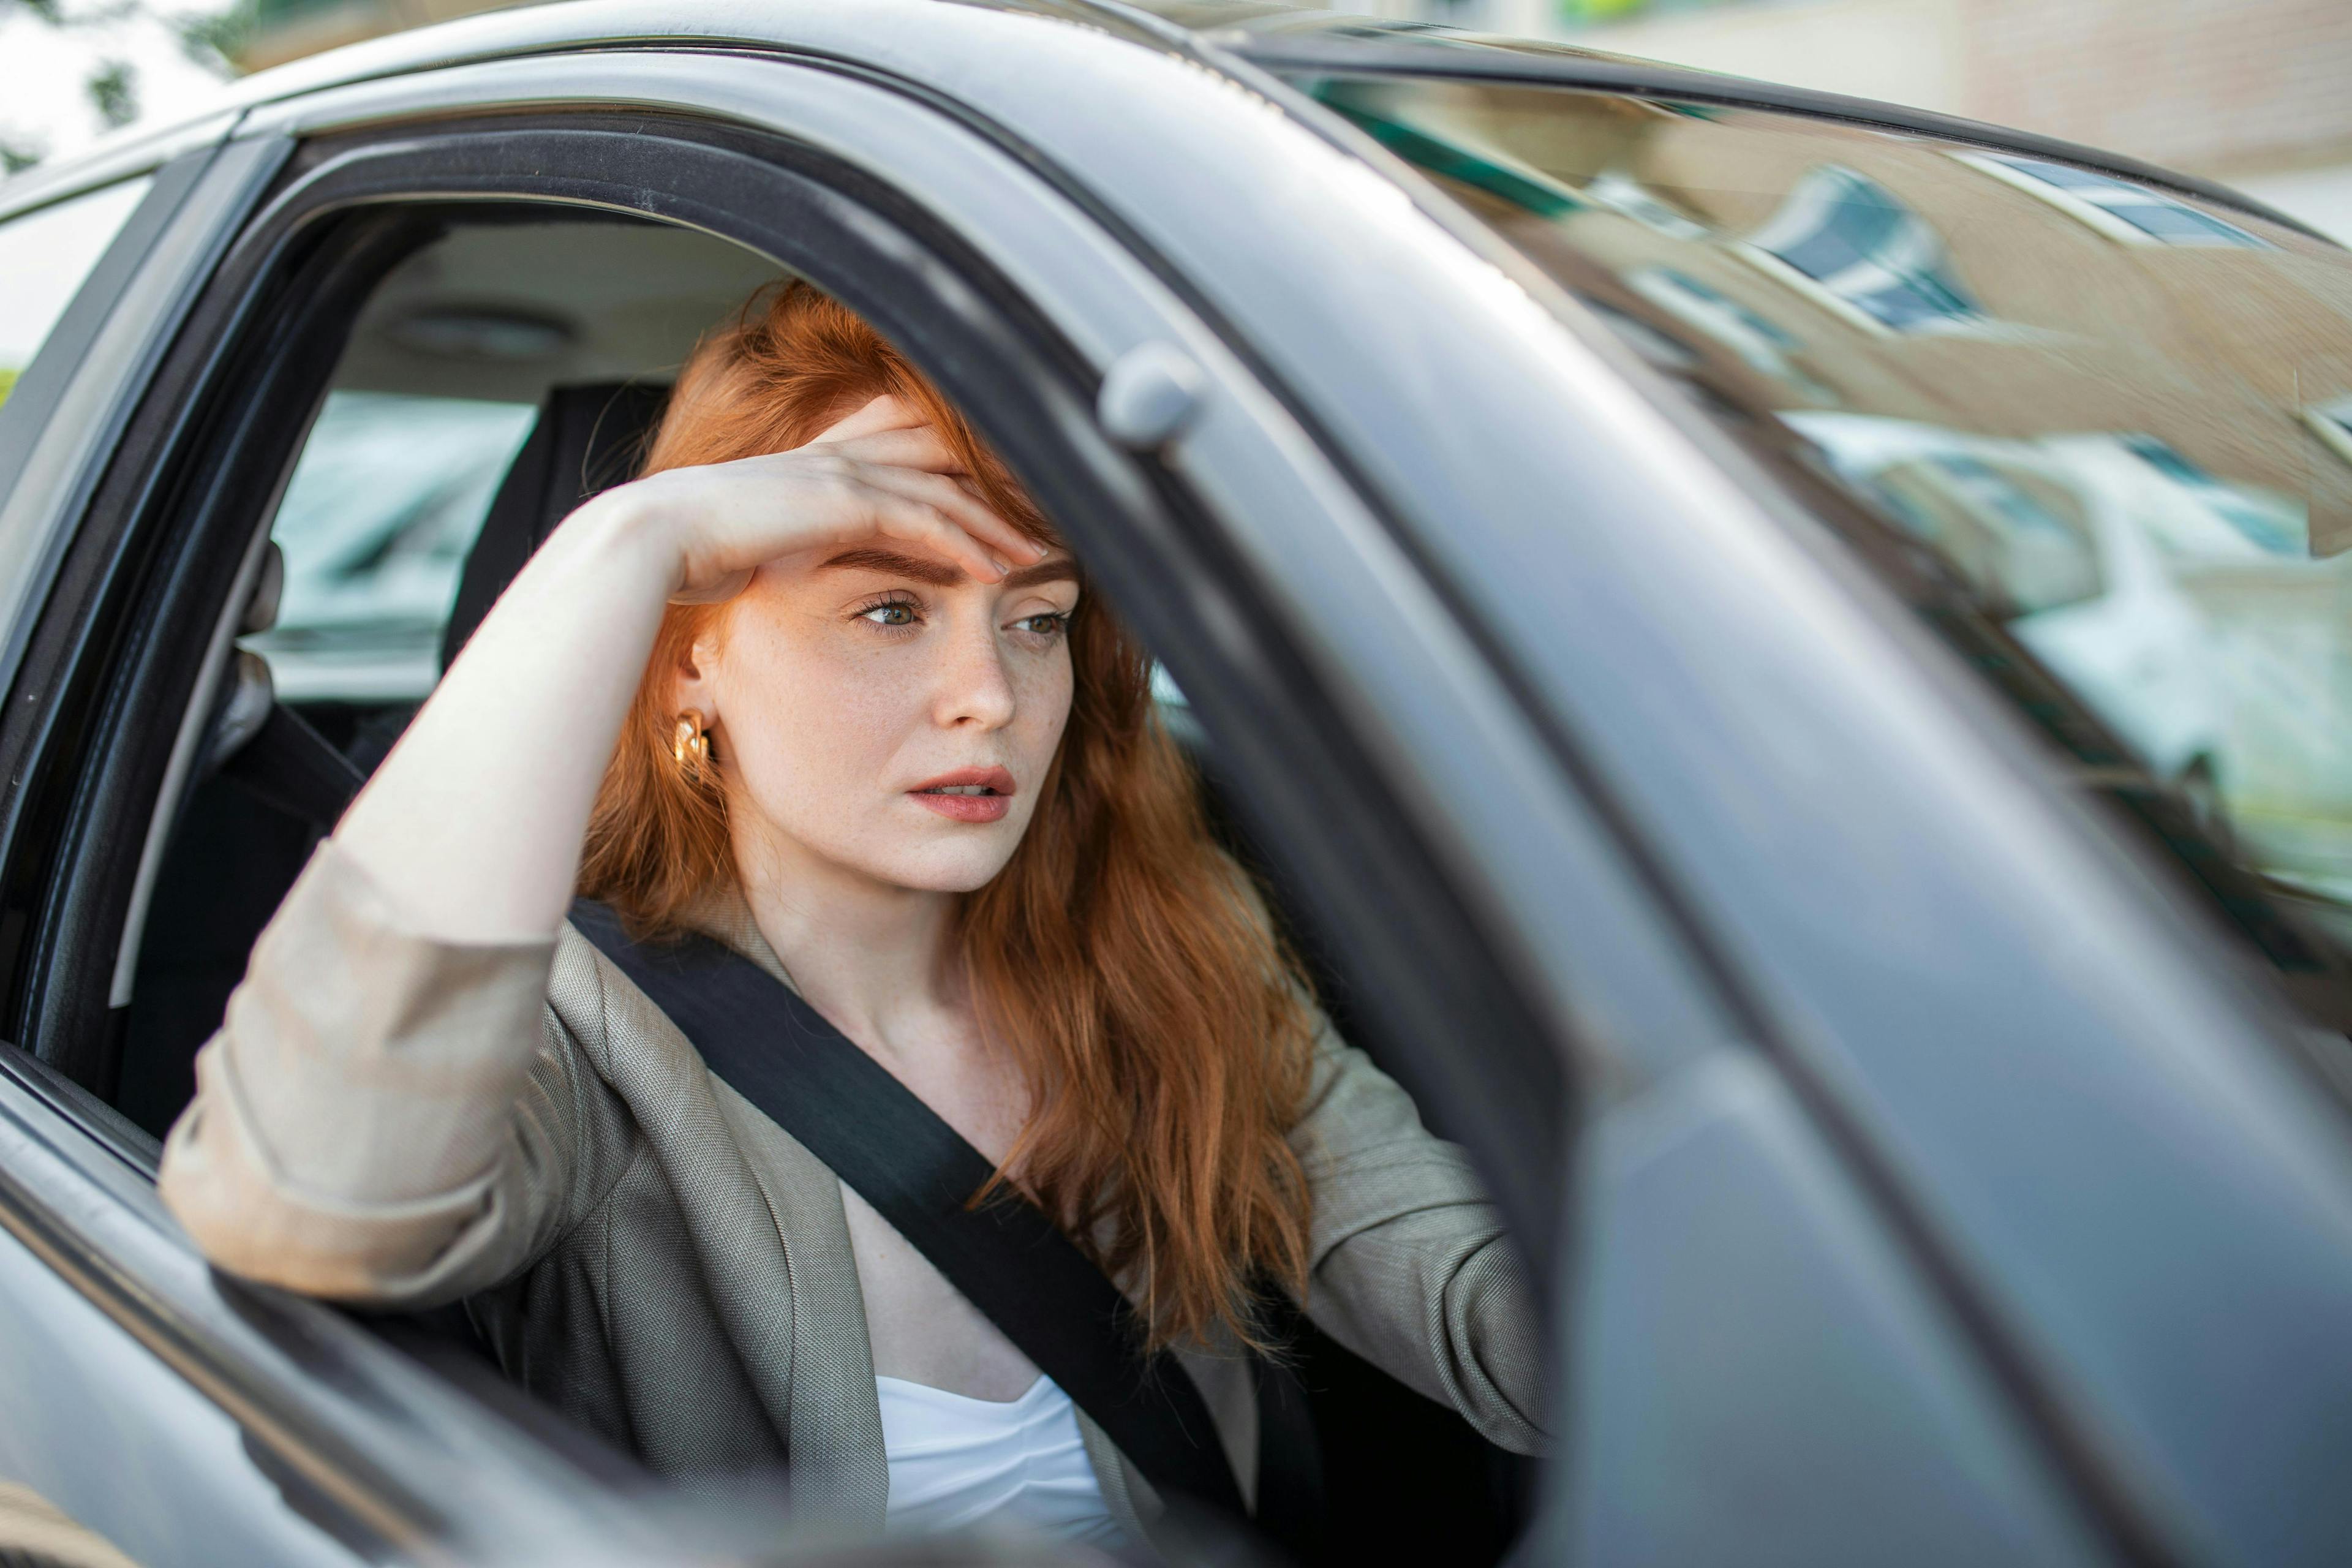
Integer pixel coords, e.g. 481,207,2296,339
1785,412,2230,796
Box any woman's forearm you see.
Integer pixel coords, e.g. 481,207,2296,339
336,494,674,941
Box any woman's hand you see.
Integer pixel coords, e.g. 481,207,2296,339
589,395,1046,604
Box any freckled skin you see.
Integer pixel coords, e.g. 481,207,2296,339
679,557,1080,897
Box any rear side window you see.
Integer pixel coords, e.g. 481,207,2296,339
0,177,151,408
1286,73,2352,1004
246,390,535,704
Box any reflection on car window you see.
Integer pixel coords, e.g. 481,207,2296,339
0,177,151,409
1287,73,2352,975
243,391,535,703
0,1477,145,1566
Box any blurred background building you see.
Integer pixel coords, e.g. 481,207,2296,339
234,0,513,70
1521,0,2352,243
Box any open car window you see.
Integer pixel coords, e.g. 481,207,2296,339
1285,72,2352,1014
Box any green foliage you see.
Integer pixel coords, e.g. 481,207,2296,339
85,58,138,127
1,0,244,172
1558,0,1748,21
175,1,255,69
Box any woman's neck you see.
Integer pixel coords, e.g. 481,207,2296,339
729,822,968,1055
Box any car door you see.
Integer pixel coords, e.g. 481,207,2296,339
1209,44,2352,1567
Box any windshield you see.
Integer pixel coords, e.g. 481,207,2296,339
1283,72,2352,993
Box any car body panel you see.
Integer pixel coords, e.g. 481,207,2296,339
1558,1054,2108,1568
0,1050,699,1567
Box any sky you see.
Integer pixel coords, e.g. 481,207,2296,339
0,1,241,170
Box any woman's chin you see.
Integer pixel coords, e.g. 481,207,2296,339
850,826,1027,896
880,850,1019,895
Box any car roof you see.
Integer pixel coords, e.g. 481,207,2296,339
0,0,2320,243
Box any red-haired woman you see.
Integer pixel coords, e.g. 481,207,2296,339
159,284,1542,1553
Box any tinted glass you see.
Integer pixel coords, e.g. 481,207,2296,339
1286,74,2352,989
0,178,151,407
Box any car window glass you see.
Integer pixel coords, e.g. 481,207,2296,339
0,177,152,408
243,390,536,704
1284,73,2352,989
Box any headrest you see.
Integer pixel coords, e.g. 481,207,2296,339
439,380,672,671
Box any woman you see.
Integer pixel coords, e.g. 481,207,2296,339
158,283,1543,1553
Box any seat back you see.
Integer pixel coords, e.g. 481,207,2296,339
440,380,671,669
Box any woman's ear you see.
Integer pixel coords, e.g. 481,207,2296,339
669,627,725,733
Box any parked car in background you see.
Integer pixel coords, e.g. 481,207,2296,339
5,3,2352,1565
1785,412,2231,794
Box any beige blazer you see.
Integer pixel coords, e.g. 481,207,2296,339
157,840,1544,1552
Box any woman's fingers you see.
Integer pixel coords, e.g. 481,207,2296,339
849,463,1044,567
821,424,968,475
807,393,926,447
861,489,1012,582
801,409,1048,564
656,404,1050,593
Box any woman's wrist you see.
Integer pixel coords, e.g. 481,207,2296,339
551,483,687,598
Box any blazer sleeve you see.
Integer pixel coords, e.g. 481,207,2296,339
1291,1017,1549,1455
157,836,611,1309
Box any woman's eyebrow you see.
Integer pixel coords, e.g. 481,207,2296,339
819,546,1079,589
818,546,962,585
1001,557,1080,589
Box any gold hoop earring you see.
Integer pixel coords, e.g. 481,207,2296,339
672,712,712,775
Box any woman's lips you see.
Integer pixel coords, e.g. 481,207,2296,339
912,791,1011,823
909,766,1016,824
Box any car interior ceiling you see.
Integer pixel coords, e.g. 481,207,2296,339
110,213,1535,1559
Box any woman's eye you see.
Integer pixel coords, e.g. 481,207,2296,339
1013,612,1068,638
859,601,918,627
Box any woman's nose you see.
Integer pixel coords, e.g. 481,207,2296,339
932,617,1017,730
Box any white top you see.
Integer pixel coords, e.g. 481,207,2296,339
876,1373,1128,1548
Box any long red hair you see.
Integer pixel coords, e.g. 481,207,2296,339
579,283,1315,1351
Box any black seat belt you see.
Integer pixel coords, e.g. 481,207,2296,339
218,702,366,829
568,900,1322,1548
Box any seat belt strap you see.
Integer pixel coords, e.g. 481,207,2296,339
568,900,1257,1520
